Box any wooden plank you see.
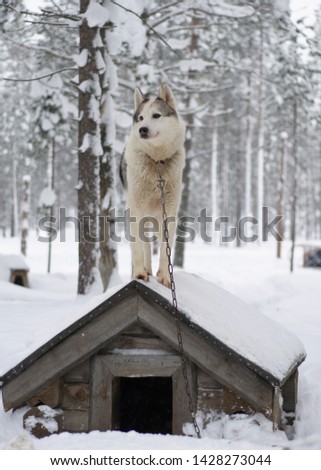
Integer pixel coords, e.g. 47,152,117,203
172,359,197,435
89,354,183,433
198,369,222,389
101,354,181,377
198,386,255,416
122,322,158,337
111,377,121,431
62,410,89,433
88,355,113,431
272,386,282,430
282,369,298,413
62,384,89,411
138,297,273,419
2,294,138,411
198,387,223,413
63,360,90,383
26,378,63,408
102,335,175,353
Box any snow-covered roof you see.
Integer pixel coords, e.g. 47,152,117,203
1,271,305,389
0,254,29,281
147,272,306,383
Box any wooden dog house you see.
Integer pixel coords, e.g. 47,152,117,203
300,243,321,268
1,272,306,437
0,254,29,287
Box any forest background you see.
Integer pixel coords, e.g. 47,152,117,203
1,0,321,294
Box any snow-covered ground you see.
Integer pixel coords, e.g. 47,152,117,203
0,231,320,450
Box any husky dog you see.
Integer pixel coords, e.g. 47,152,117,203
120,84,185,287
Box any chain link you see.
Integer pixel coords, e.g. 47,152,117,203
157,172,201,439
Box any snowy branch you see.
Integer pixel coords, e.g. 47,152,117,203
1,67,77,83
0,2,79,21
144,0,185,19
110,0,182,58
4,37,72,61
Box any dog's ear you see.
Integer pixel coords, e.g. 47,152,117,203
158,83,177,111
134,87,145,110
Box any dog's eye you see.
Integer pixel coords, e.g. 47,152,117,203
153,113,161,119
139,115,144,121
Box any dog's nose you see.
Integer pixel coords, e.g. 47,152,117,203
139,127,149,137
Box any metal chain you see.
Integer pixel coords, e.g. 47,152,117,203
157,172,201,439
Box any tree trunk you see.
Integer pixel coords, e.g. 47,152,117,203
257,19,265,242
211,102,218,224
173,156,191,267
47,138,55,274
173,14,199,267
245,72,253,217
77,0,102,294
11,147,18,238
221,107,230,245
290,100,298,273
20,175,31,256
99,151,117,291
98,31,117,291
276,132,287,258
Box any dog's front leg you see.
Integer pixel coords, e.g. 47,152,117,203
130,210,149,282
157,210,177,288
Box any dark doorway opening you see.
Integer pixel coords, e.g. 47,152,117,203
115,377,172,435
14,275,24,286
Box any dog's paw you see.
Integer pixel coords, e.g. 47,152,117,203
157,271,171,288
133,270,149,282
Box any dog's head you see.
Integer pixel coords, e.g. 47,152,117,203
132,84,181,144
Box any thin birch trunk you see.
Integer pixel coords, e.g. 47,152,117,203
276,132,287,258
257,20,265,242
245,72,253,217
211,103,218,224
47,138,55,274
290,100,298,273
11,146,19,238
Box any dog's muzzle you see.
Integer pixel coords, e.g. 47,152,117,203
139,127,149,139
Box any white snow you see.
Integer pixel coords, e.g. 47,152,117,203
136,64,157,83
115,110,132,128
79,133,90,153
275,0,290,13
168,38,191,50
0,232,320,449
95,50,105,73
73,49,89,68
83,0,110,28
179,59,211,73
144,273,305,382
209,1,255,18
104,1,147,57
22,175,31,183
38,187,56,208
24,406,61,435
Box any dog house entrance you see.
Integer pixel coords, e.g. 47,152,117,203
113,377,172,435
14,275,24,286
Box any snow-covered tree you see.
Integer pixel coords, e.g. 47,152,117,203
20,175,31,256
